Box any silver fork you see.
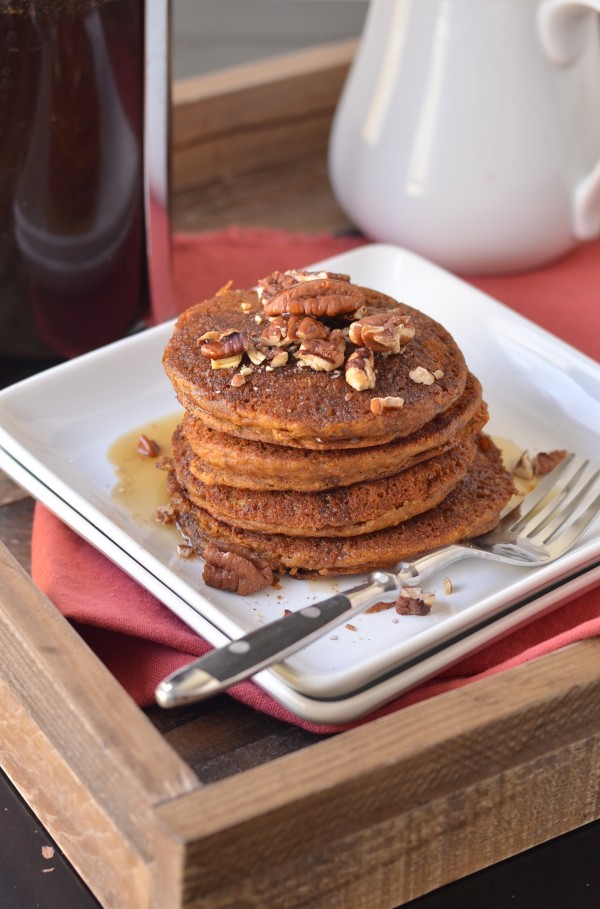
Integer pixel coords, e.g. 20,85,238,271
156,453,600,707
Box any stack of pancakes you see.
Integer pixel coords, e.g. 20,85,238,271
163,270,514,578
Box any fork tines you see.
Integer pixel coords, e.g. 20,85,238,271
513,454,600,555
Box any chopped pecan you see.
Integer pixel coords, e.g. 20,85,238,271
370,395,405,415
198,329,248,361
533,449,568,476
264,277,364,319
513,450,535,480
345,347,376,391
514,448,567,479
395,586,435,615
265,349,289,368
230,373,246,387
349,311,415,353
155,504,175,524
296,328,346,371
202,540,274,596
136,434,160,457
260,314,329,347
409,366,435,385
247,340,267,366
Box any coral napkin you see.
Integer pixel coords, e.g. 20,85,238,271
31,228,600,733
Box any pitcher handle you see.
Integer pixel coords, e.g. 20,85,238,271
538,0,600,239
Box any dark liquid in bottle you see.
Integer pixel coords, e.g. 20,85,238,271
0,0,148,360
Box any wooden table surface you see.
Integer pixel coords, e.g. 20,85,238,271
2,46,600,909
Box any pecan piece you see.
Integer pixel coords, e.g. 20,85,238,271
370,395,405,415
198,329,248,361
264,349,289,369
136,434,160,457
395,586,435,615
409,366,435,385
533,449,568,476
247,340,267,366
345,347,376,391
296,328,346,371
514,448,567,479
264,277,365,319
260,314,329,347
349,311,415,353
155,504,175,524
202,540,273,596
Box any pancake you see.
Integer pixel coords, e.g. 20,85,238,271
168,435,515,577
182,373,487,491
162,284,468,449
172,426,477,537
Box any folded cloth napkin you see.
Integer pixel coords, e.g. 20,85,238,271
31,228,600,733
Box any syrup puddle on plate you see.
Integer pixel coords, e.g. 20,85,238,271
108,410,183,536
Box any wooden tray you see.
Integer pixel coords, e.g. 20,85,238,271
3,536,600,909
2,44,600,909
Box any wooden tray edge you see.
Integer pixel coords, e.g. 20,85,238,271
0,541,199,909
151,639,600,908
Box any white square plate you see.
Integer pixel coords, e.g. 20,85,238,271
1,243,599,725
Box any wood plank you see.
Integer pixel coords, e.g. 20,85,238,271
171,39,356,193
0,541,199,909
171,152,353,234
0,491,34,573
0,470,29,507
152,639,600,908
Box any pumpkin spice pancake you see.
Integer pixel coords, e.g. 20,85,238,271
172,425,477,537
181,373,487,492
167,435,515,578
162,273,469,449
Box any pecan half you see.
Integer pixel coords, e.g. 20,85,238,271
202,540,274,596
264,277,364,319
296,328,346,371
198,329,248,361
260,314,329,347
370,395,405,415
345,347,376,391
349,312,415,353
257,269,350,303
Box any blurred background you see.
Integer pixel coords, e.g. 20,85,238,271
173,0,368,77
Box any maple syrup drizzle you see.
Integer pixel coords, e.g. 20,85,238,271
108,411,183,534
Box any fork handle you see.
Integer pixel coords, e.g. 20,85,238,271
155,549,470,708
400,543,476,583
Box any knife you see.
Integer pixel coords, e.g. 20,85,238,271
155,548,454,709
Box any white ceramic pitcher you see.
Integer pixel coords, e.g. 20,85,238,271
329,0,600,274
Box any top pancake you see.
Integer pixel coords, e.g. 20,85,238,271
163,283,468,449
